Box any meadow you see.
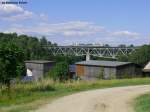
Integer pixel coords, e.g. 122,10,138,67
0,78,150,112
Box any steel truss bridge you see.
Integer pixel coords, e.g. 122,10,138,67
45,46,137,61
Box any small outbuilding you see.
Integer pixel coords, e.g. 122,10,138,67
25,60,55,80
143,62,150,76
75,60,142,80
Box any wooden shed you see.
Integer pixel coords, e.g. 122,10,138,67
75,60,142,80
25,60,55,80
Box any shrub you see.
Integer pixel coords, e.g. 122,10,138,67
0,43,25,92
47,62,69,82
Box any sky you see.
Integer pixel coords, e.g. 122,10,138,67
0,0,150,46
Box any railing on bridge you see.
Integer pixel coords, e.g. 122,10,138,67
44,46,138,61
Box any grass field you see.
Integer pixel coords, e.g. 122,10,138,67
1,78,150,112
135,93,150,112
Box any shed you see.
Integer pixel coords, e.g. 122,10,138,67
25,60,55,80
143,62,150,75
75,60,142,80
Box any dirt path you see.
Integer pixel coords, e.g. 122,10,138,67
34,85,150,112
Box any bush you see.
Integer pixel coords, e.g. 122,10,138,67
47,62,69,81
0,43,25,91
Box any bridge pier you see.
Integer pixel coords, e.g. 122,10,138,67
86,49,90,61
86,54,90,61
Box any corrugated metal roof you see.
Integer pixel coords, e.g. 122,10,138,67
75,60,132,67
143,62,150,72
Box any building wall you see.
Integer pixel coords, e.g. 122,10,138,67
32,69,43,80
76,64,141,80
25,63,44,80
76,65,84,76
84,66,101,80
25,63,44,71
25,62,55,80
43,63,55,74
76,65,116,80
135,66,143,77
143,72,150,77
103,67,116,79
116,64,141,78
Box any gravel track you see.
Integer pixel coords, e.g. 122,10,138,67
34,85,150,112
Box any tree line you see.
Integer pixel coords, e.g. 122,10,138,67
118,45,150,66
0,33,57,60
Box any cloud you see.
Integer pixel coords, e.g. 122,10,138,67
4,21,106,36
112,31,139,38
0,0,9,1
0,4,33,21
7,21,139,39
39,13,49,22
2,21,141,45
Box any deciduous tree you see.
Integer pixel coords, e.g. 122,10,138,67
0,43,25,90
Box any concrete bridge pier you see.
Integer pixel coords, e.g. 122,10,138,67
86,49,90,61
86,53,90,61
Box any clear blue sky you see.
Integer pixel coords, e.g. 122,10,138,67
0,0,150,45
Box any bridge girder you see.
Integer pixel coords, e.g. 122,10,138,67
46,46,137,60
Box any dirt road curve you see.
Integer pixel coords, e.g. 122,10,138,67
35,85,150,112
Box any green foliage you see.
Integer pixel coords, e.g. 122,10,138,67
135,94,150,112
0,33,56,60
50,55,85,64
91,55,117,61
128,45,150,65
118,44,150,66
47,62,69,81
0,33,83,65
0,43,25,88
118,55,129,62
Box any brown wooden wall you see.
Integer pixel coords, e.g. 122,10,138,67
76,65,84,76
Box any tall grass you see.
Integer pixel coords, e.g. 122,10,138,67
135,94,150,112
0,78,150,112
0,79,55,106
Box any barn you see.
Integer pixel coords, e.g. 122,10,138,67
25,60,55,80
75,60,142,80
